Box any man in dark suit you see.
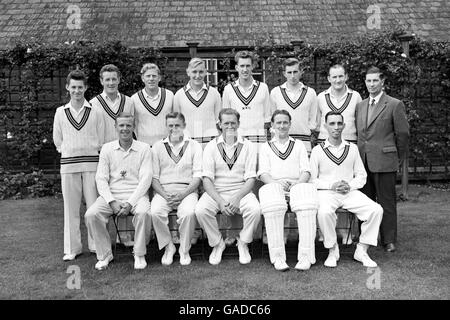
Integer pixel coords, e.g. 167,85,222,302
356,66,409,253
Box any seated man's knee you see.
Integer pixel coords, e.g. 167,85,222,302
373,203,383,217
247,204,261,219
194,203,207,219
85,206,97,221
178,207,196,221
149,204,166,219
317,207,334,219
133,209,148,220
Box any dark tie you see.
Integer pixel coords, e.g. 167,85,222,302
367,99,376,124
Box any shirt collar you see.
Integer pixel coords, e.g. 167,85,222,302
325,85,351,97
65,100,90,114
217,134,243,147
324,139,349,150
101,91,121,102
64,100,90,109
233,78,258,88
370,91,384,104
186,82,208,93
280,82,306,91
163,134,189,148
113,139,139,152
270,136,295,144
143,88,161,100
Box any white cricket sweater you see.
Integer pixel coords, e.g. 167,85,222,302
89,91,134,143
270,82,318,142
316,87,362,142
131,87,174,146
258,137,311,182
309,139,367,191
173,83,222,144
152,135,203,186
52,101,105,174
222,79,271,143
202,135,257,193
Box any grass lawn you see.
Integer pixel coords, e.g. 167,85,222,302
0,184,448,300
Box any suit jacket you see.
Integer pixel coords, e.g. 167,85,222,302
356,92,409,172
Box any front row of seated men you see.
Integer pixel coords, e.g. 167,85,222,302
85,108,382,271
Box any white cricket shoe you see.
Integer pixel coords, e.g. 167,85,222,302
236,238,251,265
95,254,114,270
324,243,340,268
63,253,77,261
295,255,311,271
161,242,176,266
274,258,289,272
209,238,226,265
134,255,147,269
354,246,377,268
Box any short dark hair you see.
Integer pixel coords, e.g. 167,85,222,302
66,69,87,86
99,64,121,79
325,111,344,123
165,112,186,124
366,66,385,80
234,50,257,65
328,64,346,75
218,108,240,122
271,109,292,122
282,58,300,71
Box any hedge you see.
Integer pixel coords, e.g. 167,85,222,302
0,30,449,199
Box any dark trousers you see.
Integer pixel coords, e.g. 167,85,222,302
361,160,397,245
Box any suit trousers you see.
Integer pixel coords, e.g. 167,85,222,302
361,160,397,245
61,171,97,255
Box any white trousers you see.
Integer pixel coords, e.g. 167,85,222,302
317,190,383,248
150,192,198,254
85,195,150,261
61,171,97,255
195,191,261,247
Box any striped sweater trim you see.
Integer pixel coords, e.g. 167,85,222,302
183,85,209,107
64,107,91,131
217,142,244,170
96,94,125,120
324,92,353,113
319,142,350,165
280,86,308,109
163,140,190,164
192,136,217,143
60,155,99,165
290,134,310,141
137,89,166,116
268,140,295,160
231,81,260,106
242,135,267,143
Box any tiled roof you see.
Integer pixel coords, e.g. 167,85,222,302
0,0,449,48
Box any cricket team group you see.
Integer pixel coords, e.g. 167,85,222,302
53,50,409,272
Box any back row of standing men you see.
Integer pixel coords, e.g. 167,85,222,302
53,50,409,271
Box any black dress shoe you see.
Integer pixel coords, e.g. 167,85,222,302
384,243,396,252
